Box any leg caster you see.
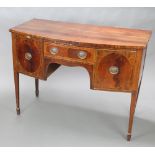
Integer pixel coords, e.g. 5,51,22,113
35,79,39,97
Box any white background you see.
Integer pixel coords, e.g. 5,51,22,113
0,7,155,147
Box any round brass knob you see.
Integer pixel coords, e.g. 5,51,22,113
109,66,119,75
77,51,87,59
25,52,32,61
26,35,31,39
50,47,59,55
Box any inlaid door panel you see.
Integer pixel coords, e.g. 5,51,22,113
94,49,137,91
15,35,44,78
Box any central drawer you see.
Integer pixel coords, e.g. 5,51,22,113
44,41,95,64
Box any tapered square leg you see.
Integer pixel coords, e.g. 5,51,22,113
35,79,39,97
14,72,20,115
127,91,138,141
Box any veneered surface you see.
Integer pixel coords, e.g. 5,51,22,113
44,42,95,64
94,50,137,91
16,37,41,73
10,19,152,49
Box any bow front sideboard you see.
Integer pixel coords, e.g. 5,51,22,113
9,19,151,141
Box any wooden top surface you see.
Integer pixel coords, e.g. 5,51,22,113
10,19,152,48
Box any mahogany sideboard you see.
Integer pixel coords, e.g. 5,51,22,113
9,19,152,141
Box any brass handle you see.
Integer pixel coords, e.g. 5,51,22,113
109,66,119,75
77,51,87,59
25,52,32,60
50,47,59,55
26,35,31,39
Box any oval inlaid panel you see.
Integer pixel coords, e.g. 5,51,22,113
98,53,132,88
17,39,41,73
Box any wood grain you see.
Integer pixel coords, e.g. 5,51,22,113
10,19,151,49
10,19,152,141
44,41,95,65
94,49,136,91
14,34,45,79
16,35,41,73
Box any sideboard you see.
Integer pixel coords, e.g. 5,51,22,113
10,19,152,141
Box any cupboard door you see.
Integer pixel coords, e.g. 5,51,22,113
94,49,136,91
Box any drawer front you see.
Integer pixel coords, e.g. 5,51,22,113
44,41,95,64
94,49,136,91
15,34,44,78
